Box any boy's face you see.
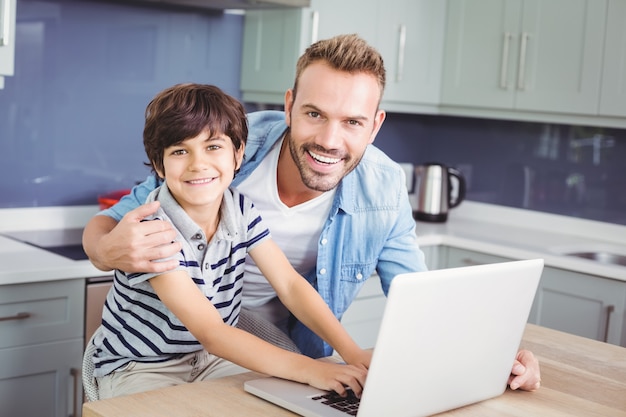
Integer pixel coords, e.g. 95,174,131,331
156,128,244,214
283,61,385,192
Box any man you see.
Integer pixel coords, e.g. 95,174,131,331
83,34,541,391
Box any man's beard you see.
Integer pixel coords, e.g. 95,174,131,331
287,132,361,192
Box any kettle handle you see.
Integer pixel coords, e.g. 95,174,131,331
447,167,467,209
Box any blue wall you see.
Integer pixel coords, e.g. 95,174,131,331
2,0,625,226
0,0,244,206
377,113,626,225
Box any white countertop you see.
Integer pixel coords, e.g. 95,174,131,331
1,202,625,286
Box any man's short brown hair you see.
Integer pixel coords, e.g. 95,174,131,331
293,34,386,104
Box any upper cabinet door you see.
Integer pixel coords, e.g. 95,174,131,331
599,0,626,117
513,0,606,114
442,0,607,116
441,0,522,109
239,0,379,105
311,0,378,45
378,0,446,108
240,9,304,104
0,0,17,79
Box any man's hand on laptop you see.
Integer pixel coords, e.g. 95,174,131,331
508,349,541,391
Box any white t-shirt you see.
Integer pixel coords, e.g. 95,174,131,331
236,137,335,327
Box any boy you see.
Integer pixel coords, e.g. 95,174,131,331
92,83,371,399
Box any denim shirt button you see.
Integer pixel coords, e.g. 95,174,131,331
321,238,328,245
356,273,363,280
197,244,205,250
319,268,327,275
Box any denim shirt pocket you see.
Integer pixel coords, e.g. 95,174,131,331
338,262,377,312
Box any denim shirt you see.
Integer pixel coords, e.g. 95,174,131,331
102,110,428,358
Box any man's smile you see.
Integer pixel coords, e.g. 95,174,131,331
308,150,341,165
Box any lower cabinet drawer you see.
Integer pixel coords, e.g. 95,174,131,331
0,279,84,349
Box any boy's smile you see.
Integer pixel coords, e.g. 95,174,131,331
157,128,243,224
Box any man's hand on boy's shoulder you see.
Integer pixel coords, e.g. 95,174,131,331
97,201,181,273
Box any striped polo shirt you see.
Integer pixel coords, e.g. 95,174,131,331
93,184,270,377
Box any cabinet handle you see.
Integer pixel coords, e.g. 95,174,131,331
396,24,407,82
70,367,81,417
517,32,529,90
1,0,11,47
310,10,319,44
460,258,483,266
0,312,31,322
499,32,512,89
603,305,615,343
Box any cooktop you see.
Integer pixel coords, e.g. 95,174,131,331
1,228,88,261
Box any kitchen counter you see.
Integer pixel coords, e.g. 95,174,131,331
0,205,104,285
1,201,625,286
82,324,626,417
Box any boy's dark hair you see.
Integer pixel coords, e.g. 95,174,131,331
143,83,248,176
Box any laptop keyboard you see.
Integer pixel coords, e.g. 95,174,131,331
311,389,360,416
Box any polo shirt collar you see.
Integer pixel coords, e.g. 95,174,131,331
151,182,239,243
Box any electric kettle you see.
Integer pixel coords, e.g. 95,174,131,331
413,163,466,222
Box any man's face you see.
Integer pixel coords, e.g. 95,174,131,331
284,62,386,192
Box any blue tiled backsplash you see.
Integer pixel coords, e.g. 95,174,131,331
1,0,625,226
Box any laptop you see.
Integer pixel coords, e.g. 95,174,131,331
244,258,544,417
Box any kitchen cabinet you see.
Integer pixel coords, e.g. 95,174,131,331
441,0,607,115
240,8,303,104
532,266,626,346
599,0,626,117
442,246,626,347
376,0,446,110
342,245,626,348
240,0,379,105
0,279,85,417
0,0,16,88
240,0,446,110
240,0,626,129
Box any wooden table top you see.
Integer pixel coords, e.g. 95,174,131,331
83,324,626,417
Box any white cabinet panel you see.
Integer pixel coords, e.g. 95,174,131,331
0,340,83,417
533,266,626,346
240,9,303,104
377,0,446,108
343,246,626,350
240,0,444,110
599,0,626,117
442,0,607,115
0,0,17,84
442,0,522,109
442,246,626,347
239,1,624,129
0,279,85,417
311,0,378,45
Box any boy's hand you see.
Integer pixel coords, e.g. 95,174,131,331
306,361,368,398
